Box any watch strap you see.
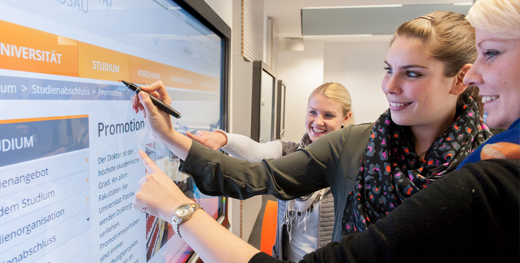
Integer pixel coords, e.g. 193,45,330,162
172,203,203,238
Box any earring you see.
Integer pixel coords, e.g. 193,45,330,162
341,124,344,128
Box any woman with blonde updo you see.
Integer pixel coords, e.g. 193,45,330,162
186,82,353,262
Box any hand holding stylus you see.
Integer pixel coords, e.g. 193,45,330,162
124,80,181,119
131,80,192,160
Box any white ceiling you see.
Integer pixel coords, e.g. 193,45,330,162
264,0,474,42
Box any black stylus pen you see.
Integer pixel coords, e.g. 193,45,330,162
121,80,182,119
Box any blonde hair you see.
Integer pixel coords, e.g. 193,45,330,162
309,82,355,124
466,0,520,39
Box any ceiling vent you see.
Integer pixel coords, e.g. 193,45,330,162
301,4,472,36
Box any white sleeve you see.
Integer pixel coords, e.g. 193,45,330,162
220,132,283,162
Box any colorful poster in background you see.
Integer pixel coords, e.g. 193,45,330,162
0,1,225,263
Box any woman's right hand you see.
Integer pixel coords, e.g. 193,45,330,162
131,80,192,160
186,130,227,150
131,80,174,142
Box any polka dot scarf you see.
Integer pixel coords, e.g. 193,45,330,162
342,95,492,235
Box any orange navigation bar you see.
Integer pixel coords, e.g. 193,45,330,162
128,56,219,92
0,20,218,92
0,20,78,77
78,42,130,81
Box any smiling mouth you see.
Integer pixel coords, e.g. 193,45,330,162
312,127,326,134
482,96,499,103
389,102,413,107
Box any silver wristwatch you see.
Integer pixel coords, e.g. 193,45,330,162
171,203,203,238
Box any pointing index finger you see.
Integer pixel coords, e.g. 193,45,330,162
138,150,161,174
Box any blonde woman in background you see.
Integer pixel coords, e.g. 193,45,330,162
186,82,353,261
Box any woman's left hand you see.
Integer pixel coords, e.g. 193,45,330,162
186,130,227,150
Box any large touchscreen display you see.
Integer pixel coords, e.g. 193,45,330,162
0,1,225,262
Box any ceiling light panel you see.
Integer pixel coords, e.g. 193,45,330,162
301,4,472,35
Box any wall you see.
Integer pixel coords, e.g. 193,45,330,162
323,41,390,124
229,0,264,242
203,0,258,242
277,41,325,142
204,0,232,27
205,0,264,242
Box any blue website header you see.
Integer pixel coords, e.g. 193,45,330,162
0,116,89,167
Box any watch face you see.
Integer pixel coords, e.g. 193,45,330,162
176,205,191,218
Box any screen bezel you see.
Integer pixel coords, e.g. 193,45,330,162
176,0,231,133
0,1,230,261
172,1,231,261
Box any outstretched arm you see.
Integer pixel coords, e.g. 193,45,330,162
222,132,283,161
136,152,519,263
251,159,520,263
187,130,283,161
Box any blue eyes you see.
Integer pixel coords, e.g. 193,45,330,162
406,71,422,78
384,67,422,78
309,111,335,118
484,50,499,60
